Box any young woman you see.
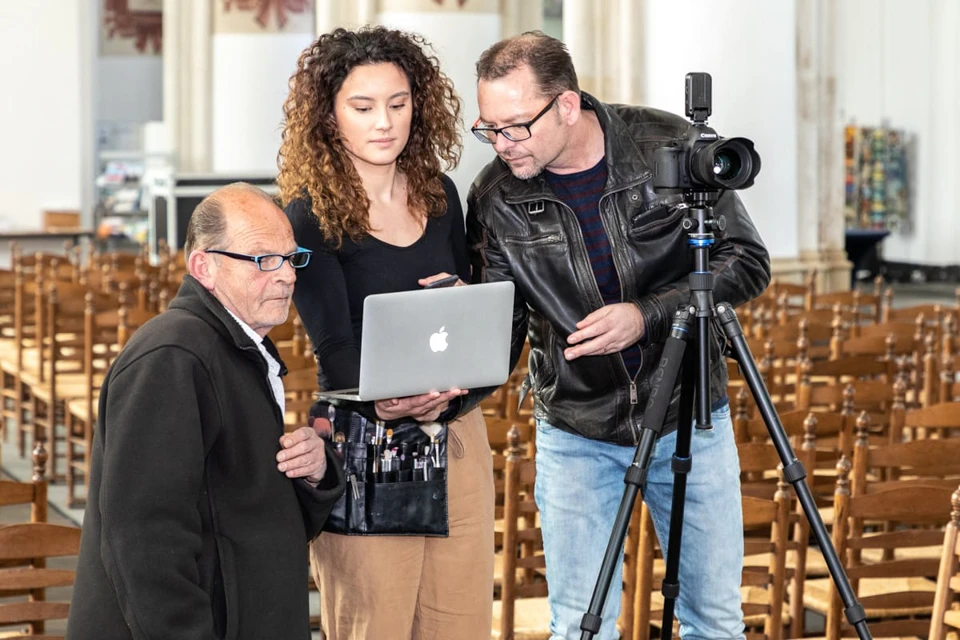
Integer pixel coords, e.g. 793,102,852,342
278,27,493,640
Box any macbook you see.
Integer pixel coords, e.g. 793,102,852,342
314,281,515,402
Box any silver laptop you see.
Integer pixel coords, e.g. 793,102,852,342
314,281,515,402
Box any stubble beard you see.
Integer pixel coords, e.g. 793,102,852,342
508,160,545,181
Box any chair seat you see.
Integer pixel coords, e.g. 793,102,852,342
944,607,960,629
0,339,16,357
26,373,90,403
67,396,98,423
0,345,37,374
491,597,551,640
803,576,937,617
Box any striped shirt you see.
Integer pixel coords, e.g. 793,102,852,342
545,158,642,376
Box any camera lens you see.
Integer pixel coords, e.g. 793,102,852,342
693,137,760,190
712,152,741,179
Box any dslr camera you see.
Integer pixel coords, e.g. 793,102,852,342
653,72,761,191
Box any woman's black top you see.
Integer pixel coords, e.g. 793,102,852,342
284,175,469,391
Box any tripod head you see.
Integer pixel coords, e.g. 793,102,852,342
680,191,727,249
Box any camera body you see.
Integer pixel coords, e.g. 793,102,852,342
652,73,761,192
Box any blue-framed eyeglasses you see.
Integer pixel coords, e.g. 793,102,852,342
471,95,559,144
204,247,313,272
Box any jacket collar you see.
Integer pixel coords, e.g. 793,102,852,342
502,91,652,205
168,275,288,376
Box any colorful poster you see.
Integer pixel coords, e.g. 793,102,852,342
843,124,911,231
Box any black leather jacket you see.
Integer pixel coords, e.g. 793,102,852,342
465,93,771,445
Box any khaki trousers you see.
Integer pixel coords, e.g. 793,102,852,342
310,407,494,640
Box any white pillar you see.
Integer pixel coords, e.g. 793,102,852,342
563,0,643,104
208,2,316,174
796,0,849,291
377,0,503,204
501,0,543,38
315,0,378,33
163,0,212,173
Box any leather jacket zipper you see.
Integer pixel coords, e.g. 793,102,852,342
535,193,645,444
598,193,644,444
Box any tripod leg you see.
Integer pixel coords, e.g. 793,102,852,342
716,302,873,640
659,347,696,636
579,308,694,640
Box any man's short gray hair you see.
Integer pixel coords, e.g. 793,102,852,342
183,182,278,257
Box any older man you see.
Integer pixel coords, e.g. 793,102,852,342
67,183,344,640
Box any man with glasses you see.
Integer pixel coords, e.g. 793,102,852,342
68,182,345,640
466,33,770,639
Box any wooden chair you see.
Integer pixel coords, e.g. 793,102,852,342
490,421,536,597
851,412,960,497
902,400,960,442
492,426,549,640
939,357,960,404
928,486,960,640
2,265,44,459
808,285,883,333
736,442,805,640
0,443,48,525
803,458,953,639
632,476,793,640
64,295,155,507
25,282,118,482
0,523,82,637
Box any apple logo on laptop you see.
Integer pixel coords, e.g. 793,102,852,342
429,327,449,353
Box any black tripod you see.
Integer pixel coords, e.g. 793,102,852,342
578,192,873,640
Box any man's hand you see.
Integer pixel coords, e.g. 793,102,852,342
375,388,467,422
277,426,327,484
564,302,645,361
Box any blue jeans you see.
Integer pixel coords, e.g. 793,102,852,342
534,404,745,640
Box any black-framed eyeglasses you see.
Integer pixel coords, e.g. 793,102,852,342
471,96,559,144
204,247,313,272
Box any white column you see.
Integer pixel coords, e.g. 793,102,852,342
377,0,502,204
209,1,316,174
315,0,378,33
163,0,212,172
796,0,849,291
501,0,543,38
563,0,643,104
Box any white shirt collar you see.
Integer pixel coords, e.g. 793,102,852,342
224,307,265,347
224,307,285,415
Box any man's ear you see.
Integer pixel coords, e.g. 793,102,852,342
187,250,217,291
557,90,582,126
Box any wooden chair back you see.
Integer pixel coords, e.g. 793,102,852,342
822,459,954,639
928,486,960,640
0,443,48,523
492,427,548,640
0,523,82,637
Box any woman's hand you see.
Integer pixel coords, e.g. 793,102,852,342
418,272,466,288
375,388,468,422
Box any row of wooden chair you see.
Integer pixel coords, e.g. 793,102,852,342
1,240,185,507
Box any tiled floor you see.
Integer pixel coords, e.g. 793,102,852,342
2,280,956,638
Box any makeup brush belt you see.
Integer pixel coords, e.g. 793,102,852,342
322,405,449,537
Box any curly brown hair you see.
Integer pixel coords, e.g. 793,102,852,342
277,26,462,247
